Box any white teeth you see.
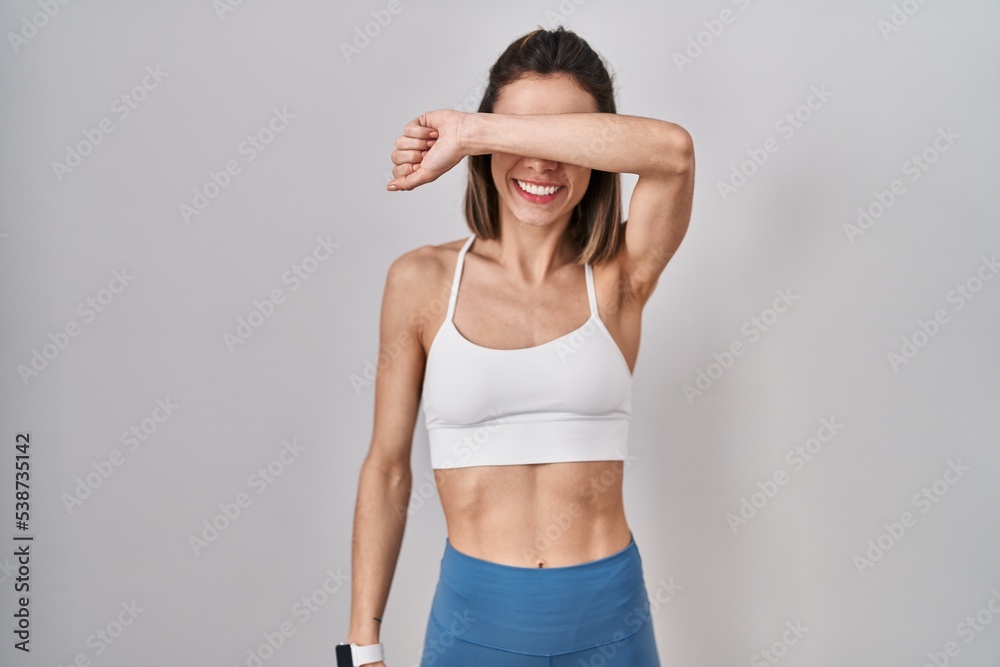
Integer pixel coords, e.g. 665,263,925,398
516,179,561,197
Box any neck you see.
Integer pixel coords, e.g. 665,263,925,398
487,210,578,284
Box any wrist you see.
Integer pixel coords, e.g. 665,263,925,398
346,625,380,645
337,640,384,667
459,111,482,156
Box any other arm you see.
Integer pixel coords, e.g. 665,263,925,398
346,250,429,655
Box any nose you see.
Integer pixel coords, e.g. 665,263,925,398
521,155,559,171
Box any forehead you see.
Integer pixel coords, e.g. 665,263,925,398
492,73,599,115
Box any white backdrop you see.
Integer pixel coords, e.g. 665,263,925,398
1,1,999,665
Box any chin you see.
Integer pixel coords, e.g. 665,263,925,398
509,209,565,228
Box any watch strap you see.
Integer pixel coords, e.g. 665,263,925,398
352,642,384,665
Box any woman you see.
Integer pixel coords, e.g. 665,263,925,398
341,26,694,667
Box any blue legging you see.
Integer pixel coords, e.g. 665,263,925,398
419,531,661,666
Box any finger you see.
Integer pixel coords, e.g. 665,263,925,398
403,121,438,140
416,114,440,137
390,149,427,166
392,162,418,179
388,164,436,191
395,135,435,150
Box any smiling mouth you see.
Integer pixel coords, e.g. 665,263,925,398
513,178,564,202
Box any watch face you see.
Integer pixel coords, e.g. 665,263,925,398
335,643,353,666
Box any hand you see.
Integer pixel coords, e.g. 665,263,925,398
387,110,468,191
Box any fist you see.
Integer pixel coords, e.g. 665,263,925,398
387,109,469,191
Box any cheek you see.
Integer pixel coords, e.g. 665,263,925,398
570,171,592,203
491,154,515,177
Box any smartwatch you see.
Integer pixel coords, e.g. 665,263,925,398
335,642,384,666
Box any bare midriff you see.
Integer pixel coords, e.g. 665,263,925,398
433,459,632,568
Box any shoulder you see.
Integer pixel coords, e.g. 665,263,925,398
383,237,471,337
386,236,469,288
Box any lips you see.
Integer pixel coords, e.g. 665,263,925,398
512,178,564,203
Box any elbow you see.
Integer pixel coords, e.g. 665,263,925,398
363,451,412,485
655,124,695,176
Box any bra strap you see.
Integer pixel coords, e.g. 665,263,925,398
445,235,476,322
584,263,598,318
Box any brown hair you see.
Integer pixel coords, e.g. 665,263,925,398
463,26,623,265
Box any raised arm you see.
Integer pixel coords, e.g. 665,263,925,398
388,110,695,304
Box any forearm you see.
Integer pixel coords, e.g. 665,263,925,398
461,111,691,176
346,457,411,644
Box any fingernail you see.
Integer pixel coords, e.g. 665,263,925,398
387,184,397,190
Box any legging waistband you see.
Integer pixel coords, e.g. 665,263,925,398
430,531,652,655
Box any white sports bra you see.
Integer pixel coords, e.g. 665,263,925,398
421,234,633,469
